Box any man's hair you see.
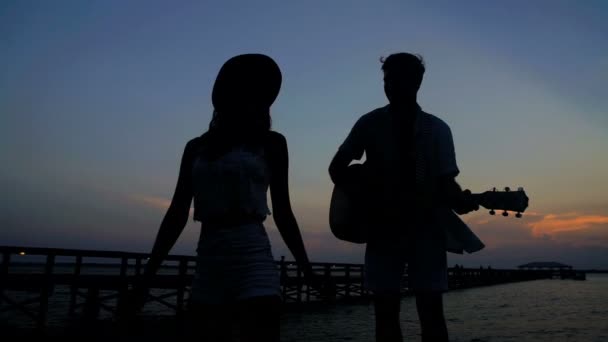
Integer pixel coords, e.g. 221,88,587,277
380,53,425,89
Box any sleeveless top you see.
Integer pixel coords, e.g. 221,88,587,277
191,147,271,223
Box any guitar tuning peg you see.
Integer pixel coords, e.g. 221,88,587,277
504,187,510,192
492,187,496,192
516,212,522,218
489,209,495,215
517,187,524,192
502,211,509,217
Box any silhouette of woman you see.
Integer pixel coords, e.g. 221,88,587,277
139,54,311,341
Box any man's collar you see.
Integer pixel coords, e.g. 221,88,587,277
384,103,424,136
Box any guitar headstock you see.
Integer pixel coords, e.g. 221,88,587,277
475,187,529,218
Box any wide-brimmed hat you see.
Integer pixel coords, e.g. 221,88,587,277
212,54,282,111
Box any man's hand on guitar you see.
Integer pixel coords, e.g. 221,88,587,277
454,189,480,215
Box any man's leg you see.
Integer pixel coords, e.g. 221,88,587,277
365,232,408,342
373,294,403,342
415,291,448,342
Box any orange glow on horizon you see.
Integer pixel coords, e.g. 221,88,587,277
528,213,608,236
130,194,194,215
132,195,171,210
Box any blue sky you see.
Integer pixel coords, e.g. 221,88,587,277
1,1,607,268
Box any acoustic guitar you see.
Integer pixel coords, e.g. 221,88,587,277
329,185,529,244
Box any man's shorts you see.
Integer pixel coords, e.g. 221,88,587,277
364,227,448,295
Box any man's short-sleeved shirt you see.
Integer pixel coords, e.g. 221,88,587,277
339,104,459,216
338,105,484,282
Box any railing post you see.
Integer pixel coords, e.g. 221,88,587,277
69,255,83,315
120,256,128,276
0,252,10,306
176,258,188,317
280,256,287,299
306,266,311,302
344,265,350,298
135,257,142,276
360,265,366,297
1,252,9,276
38,253,55,329
323,264,335,301
116,256,129,317
84,286,101,321
296,263,302,303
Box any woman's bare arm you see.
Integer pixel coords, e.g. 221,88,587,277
143,138,198,277
267,132,310,266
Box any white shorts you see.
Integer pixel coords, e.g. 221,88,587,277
190,223,281,304
364,226,448,294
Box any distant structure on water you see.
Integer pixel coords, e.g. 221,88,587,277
518,261,572,270
518,261,585,280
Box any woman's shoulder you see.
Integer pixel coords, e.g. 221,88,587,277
265,130,286,144
260,131,288,167
182,134,210,161
261,131,286,151
189,131,220,148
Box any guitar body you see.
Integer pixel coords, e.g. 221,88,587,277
329,185,368,244
329,163,373,244
330,178,530,246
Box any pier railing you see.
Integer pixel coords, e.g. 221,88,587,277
0,246,561,329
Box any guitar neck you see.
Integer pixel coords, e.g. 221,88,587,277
470,189,529,214
471,193,484,206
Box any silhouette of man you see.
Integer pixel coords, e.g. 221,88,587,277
329,53,479,342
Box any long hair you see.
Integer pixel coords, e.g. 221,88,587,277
202,108,272,160
208,108,271,136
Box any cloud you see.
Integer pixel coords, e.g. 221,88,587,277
528,212,608,236
463,210,608,246
128,194,196,217
448,210,608,268
551,224,608,248
130,194,172,210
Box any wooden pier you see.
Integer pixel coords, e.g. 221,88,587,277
0,246,576,330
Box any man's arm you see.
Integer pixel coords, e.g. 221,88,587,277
438,176,478,214
435,121,478,214
329,116,366,187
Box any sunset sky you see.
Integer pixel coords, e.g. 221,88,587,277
2,1,607,269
